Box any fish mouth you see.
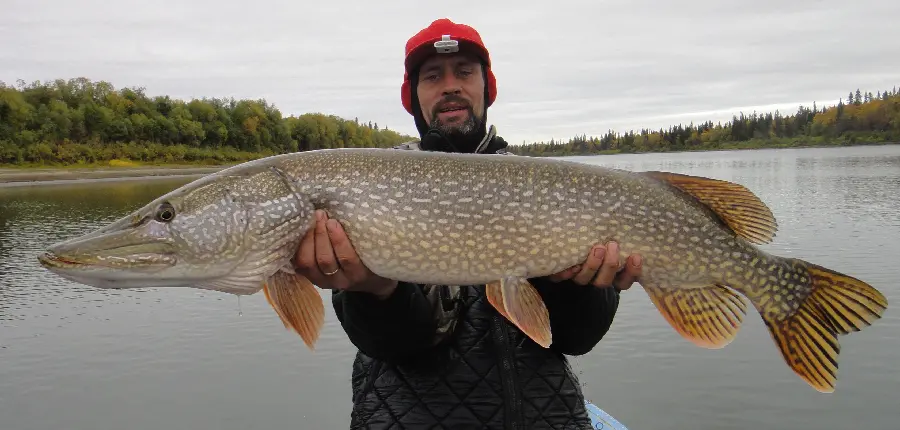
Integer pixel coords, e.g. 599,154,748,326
37,246,176,271
38,251,86,269
38,244,180,290
38,216,178,278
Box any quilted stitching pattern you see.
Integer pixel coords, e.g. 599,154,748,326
347,287,593,429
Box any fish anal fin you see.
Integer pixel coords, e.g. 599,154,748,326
492,276,552,348
759,259,888,393
263,270,325,350
640,171,778,245
643,283,748,349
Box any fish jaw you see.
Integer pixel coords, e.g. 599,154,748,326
37,244,233,290
37,250,181,289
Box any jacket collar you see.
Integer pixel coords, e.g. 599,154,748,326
397,124,508,154
472,124,498,153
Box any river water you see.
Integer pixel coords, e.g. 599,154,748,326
1,145,898,430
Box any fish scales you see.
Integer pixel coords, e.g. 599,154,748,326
38,147,888,394
280,149,820,330
274,149,759,292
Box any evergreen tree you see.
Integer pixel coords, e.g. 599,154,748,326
508,85,900,157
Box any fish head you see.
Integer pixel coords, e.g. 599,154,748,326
38,166,316,295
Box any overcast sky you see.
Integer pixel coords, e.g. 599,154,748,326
3,0,898,145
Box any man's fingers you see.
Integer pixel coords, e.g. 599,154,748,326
572,245,605,285
326,218,367,282
317,270,352,290
547,264,581,282
592,241,621,287
294,222,318,272
313,210,340,276
613,254,642,291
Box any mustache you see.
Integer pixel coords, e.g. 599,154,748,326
431,95,473,118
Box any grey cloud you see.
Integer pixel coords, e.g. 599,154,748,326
2,0,897,145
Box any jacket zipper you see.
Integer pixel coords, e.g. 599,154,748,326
492,314,521,430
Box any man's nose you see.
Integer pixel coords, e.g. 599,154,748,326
442,86,462,96
439,75,462,95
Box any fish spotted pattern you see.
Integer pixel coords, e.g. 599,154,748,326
38,148,888,394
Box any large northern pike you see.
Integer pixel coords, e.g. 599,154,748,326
38,148,887,393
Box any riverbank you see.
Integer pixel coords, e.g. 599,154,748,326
0,164,229,185
509,136,900,157
4,140,899,185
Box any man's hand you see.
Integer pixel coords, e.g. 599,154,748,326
546,241,642,291
293,210,399,300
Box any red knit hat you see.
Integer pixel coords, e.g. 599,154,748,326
400,18,498,115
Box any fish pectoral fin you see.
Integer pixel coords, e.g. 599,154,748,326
486,281,512,322
639,170,778,245
487,277,552,348
263,270,325,351
643,283,748,349
759,259,888,394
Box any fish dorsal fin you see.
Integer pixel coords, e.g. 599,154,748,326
640,171,778,244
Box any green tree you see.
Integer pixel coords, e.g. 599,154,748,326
0,77,414,166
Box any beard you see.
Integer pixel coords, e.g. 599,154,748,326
429,96,483,141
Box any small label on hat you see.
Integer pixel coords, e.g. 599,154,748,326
434,34,459,54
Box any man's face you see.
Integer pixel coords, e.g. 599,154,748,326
416,52,485,137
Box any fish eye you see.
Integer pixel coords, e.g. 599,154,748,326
155,202,176,223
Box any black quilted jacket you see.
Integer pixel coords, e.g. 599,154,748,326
330,128,621,429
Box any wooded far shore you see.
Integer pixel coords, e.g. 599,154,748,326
2,78,898,171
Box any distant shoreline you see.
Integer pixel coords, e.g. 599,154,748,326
510,139,900,158
2,141,899,186
0,165,228,186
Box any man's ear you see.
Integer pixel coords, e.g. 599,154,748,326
409,70,433,137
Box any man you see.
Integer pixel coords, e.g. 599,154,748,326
293,18,643,429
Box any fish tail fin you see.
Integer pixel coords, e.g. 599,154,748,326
757,259,888,393
643,283,749,349
263,270,325,350
486,277,552,348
